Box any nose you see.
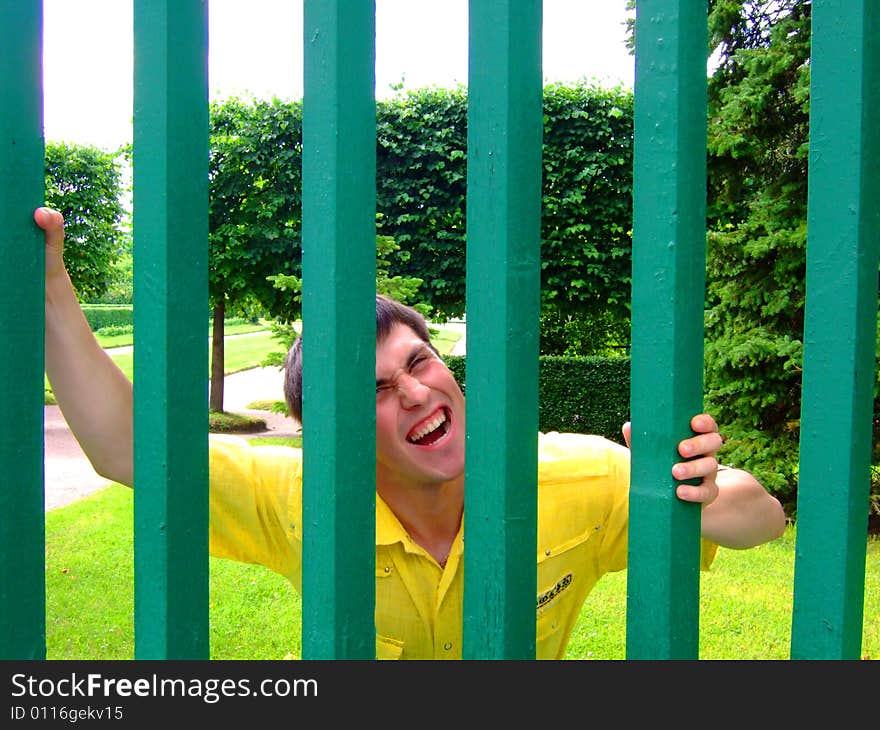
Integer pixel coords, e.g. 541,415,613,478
395,372,429,406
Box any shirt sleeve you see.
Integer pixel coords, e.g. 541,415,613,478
538,432,718,575
207,435,303,588
600,439,720,571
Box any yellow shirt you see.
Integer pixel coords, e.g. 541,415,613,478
206,432,717,660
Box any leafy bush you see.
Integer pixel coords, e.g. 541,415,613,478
443,354,630,444
81,305,133,331
94,324,133,337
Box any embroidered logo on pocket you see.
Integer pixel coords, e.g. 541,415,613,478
537,572,573,611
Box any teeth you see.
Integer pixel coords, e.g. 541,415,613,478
408,411,447,442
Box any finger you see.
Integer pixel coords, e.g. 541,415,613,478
672,455,718,482
34,207,65,245
675,479,719,504
34,206,62,230
678,431,724,459
690,413,718,434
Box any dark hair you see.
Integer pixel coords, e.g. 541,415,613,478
284,295,438,425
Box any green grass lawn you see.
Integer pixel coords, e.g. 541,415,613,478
99,330,281,384
45,484,300,660
94,320,270,349
564,529,879,660
45,484,878,660
427,324,462,356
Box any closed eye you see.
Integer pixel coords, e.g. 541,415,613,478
376,345,438,395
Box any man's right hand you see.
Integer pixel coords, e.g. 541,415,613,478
34,206,66,279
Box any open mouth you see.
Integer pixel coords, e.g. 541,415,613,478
407,408,450,446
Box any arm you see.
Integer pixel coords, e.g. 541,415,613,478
623,414,786,549
38,207,134,487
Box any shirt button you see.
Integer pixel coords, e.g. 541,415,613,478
443,642,453,651
384,566,391,573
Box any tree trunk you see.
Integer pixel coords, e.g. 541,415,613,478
209,300,225,412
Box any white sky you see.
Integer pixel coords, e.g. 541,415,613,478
42,0,634,151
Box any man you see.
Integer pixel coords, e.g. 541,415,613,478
36,206,786,659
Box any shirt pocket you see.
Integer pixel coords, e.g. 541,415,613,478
535,570,577,643
375,562,405,659
376,634,404,660
535,530,597,645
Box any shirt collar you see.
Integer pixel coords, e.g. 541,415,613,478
375,492,465,562
376,492,410,546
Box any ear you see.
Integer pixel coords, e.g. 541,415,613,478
622,421,632,449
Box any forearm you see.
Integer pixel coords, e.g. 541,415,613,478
700,467,786,549
45,268,133,487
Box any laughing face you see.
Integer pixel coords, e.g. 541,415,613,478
374,323,466,492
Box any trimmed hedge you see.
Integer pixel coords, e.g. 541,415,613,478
81,304,133,331
443,355,630,445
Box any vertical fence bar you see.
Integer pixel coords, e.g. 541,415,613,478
301,0,376,659
627,0,707,659
463,0,542,659
791,0,879,660
132,0,209,659
0,0,45,660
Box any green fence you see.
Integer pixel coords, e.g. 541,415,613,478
1,0,876,660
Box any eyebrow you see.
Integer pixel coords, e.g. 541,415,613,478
376,343,435,388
